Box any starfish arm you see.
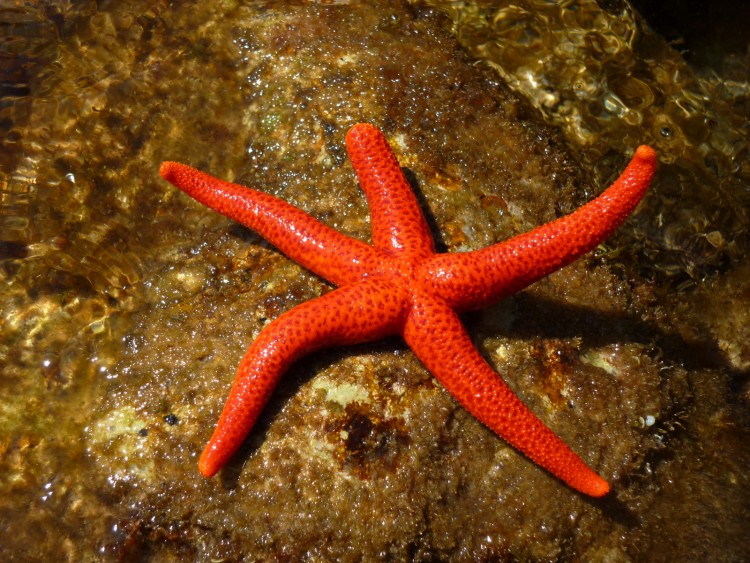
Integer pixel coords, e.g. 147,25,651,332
345,124,435,258
402,290,610,497
198,277,410,477
418,146,657,311
160,161,385,286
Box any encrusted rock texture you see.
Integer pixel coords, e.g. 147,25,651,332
0,0,747,560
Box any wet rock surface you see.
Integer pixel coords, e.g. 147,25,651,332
0,0,747,560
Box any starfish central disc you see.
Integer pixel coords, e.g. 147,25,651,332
378,255,420,283
159,123,656,497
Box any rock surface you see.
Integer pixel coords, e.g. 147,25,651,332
0,0,747,560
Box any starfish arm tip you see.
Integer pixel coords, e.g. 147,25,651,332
198,449,221,478
159,161,180,182
634,145,657,164
560,453,610,497
345,122,377,142
574,473,610,497
587,477,611,498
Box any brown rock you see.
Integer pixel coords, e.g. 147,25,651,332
0,0,746,560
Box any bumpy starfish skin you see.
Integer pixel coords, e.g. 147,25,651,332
160,123,656,497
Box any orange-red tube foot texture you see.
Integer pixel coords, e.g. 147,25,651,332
160,123,656,496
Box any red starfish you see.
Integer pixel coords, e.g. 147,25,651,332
160,124,656,497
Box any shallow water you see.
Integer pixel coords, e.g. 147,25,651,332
1,0,748,559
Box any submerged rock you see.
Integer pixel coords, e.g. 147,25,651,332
0,0,746,560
